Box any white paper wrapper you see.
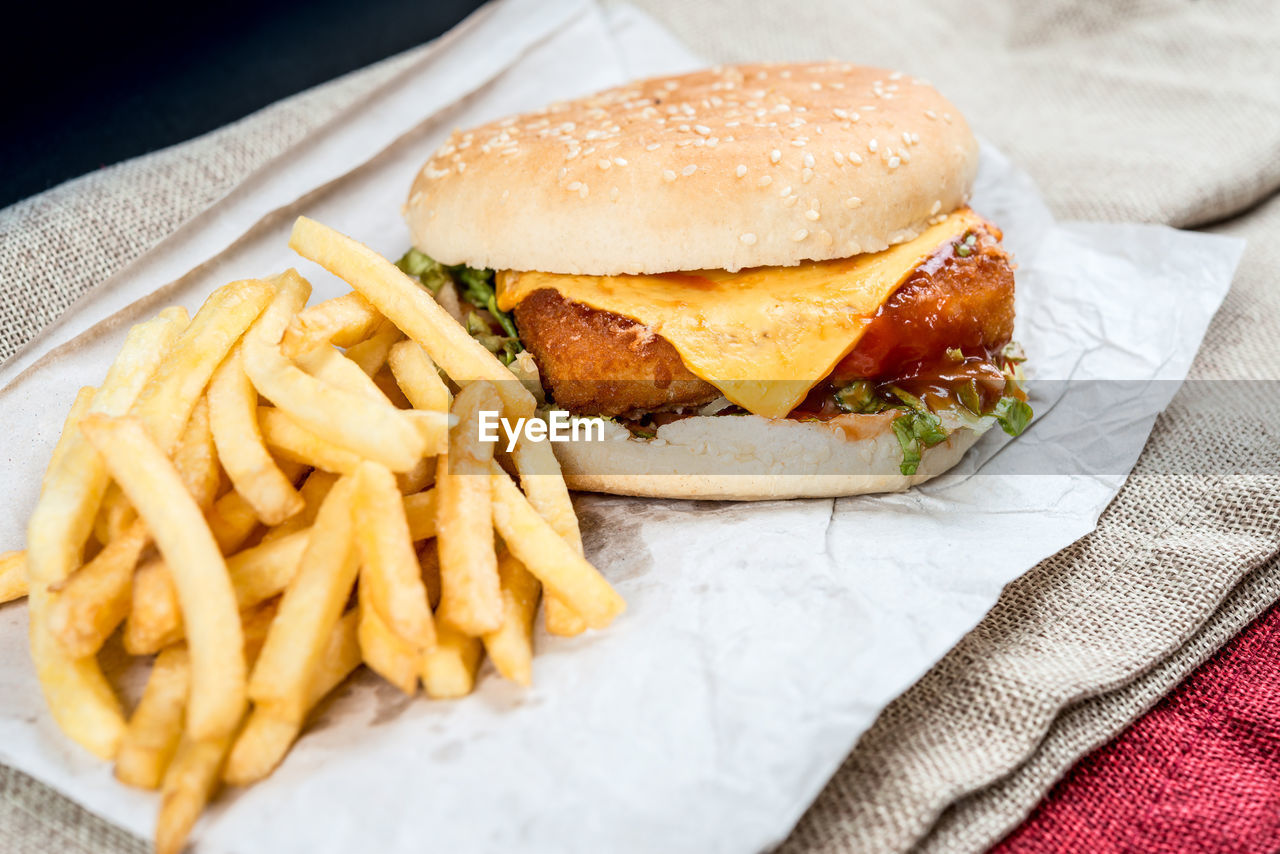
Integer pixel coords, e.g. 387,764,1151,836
0,1,1245,852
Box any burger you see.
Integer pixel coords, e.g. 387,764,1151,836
398,62,1030,500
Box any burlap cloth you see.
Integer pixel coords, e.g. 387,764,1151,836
2,1,1278,852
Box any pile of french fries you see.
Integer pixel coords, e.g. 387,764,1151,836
1,217,624,854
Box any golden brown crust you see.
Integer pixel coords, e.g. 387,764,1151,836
406,62,978,275
513,289,718,417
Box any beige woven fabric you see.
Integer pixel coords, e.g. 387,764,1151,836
3,2,1280,853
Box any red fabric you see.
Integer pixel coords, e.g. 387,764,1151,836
995,600,1280,853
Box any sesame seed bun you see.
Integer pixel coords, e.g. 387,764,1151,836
554,413,987,500
405,62,978,275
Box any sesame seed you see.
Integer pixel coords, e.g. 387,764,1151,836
805,209,820,221
833,108,848,119
770,149,782,163
662,170,676,182
792,228,809,241
888,156,901,168
833,151,845,165
790,139,807,147
817,230,834,246
924,109,938,120
567,181,582,191
614,157,628,166
802,168,814,183
843,195,862,208
810,82,822,91
848,152,863,164
694,124,711,135
803,152,815,168
903,131,912,144
780,185,793,197
736,164,748,178
598,159,612,170
868,139,879,152
579,184,589,198
943,112,953,123
682,164,698,176
609,186,620,201
646,142,661,151
740,232,758,245
782,194,799,208
757,175,773,187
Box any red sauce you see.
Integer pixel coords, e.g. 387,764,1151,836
829,224,1015,384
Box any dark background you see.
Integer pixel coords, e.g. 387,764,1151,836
0,0,489,210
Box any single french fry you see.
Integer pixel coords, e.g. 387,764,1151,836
357,581,419,695
224,609,360,787
490,465,625,630
173,397,221,510
481,551,541,686
81,415,245,741
280,292,381,357
258,405,363,474
250,478,359,723
354,462,435,649
125,529,309,655
344,318,404,375
26,310,186,759
114,645,190,790
435,382,503,635
42,385,98,495
0,550,28,604
388,339,452,414
155,733,232,854
512,438,588,636
209,346,304,525
48,519,148,658
421,622,484,700
288,217,534,417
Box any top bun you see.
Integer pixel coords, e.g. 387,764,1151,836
406,62,978,275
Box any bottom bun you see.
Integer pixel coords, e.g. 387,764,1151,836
555,412,987,500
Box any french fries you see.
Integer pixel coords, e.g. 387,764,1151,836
0,550,28,605
288,217,535,418
388,339,452,413
249,477,359,723
481,550,541,686
115,644,190,789
210,346,304,524
13,219,627,854
354,462,435,649
513,438,588,636
490,464,625,630
435,382,503,635
81,415,246,741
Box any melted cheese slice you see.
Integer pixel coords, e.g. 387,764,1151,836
497,209,981,418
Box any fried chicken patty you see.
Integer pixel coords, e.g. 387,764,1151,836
513,226,1014,418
